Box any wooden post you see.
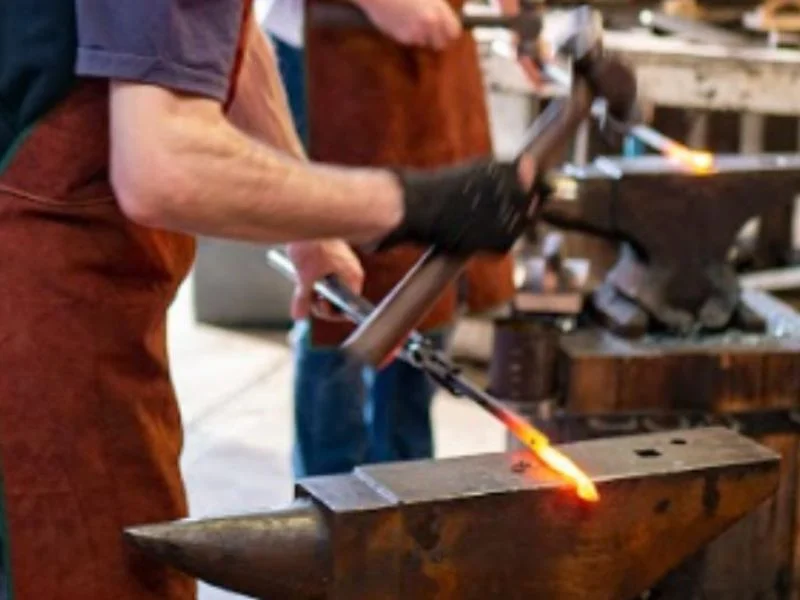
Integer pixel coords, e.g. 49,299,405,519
687,111,710,149
739,113,765,154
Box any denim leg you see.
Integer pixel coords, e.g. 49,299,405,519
291,321,367,477
270,36,308,147
364,331,448,464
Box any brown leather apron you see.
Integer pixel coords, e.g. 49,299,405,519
305,0,515,346
0,3,258,594
0,0,260,591
0,80,196,599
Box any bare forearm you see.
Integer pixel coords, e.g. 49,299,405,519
110,86,403,244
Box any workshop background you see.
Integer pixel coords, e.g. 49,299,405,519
175,1,800,598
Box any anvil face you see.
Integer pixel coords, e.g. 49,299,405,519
545,153,800,335
126,428,778,600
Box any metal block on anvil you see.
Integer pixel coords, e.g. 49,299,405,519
543,153,800,337
126,428,778,600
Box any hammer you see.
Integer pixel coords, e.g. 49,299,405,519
341,7,639,367
307,0,545,56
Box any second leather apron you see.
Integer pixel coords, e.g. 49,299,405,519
305,0,516,346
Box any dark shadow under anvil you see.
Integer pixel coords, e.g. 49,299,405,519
543,153,800,337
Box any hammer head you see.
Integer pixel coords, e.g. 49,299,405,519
557,7,639,131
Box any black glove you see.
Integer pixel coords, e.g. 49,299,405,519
378,158,541,255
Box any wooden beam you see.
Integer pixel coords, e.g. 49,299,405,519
479,30,800,115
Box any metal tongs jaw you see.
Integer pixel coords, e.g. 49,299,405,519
401,336,465,398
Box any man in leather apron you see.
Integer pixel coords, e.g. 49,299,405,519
0,1,537,597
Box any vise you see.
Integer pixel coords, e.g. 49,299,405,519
127,428,777,600
543,153,800,337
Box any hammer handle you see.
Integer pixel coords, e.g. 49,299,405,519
307,3,535,32
343,249,466,366
344,80,596,367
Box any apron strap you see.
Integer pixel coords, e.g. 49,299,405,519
0,467,13,600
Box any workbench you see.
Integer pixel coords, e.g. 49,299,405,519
481,28,800,117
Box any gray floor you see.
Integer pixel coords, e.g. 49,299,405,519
169,275,505,599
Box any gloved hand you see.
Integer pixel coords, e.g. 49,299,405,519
377,157,541,254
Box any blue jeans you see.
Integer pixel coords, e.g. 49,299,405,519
270,35,308,146
292,321,448,477
272,36,444,477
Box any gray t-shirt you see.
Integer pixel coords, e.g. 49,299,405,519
74,0,248,102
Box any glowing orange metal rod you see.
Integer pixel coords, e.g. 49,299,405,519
471,392,599,502
629,125,715,174
266,250,600,502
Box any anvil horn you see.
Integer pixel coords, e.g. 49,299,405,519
125,499,331,599
126,428,779,600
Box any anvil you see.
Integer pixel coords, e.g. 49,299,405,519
127,428,778,600
543,153,800,337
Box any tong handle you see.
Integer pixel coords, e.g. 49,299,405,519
266,249,374,323
266,248,433,356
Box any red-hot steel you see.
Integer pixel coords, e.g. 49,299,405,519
499,405,599,502
663,141,715,174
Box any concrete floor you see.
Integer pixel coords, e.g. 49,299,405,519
168,276,506,599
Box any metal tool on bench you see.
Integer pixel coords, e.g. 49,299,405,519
335,6,639,368
125,428,779,600
266,249,599,502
